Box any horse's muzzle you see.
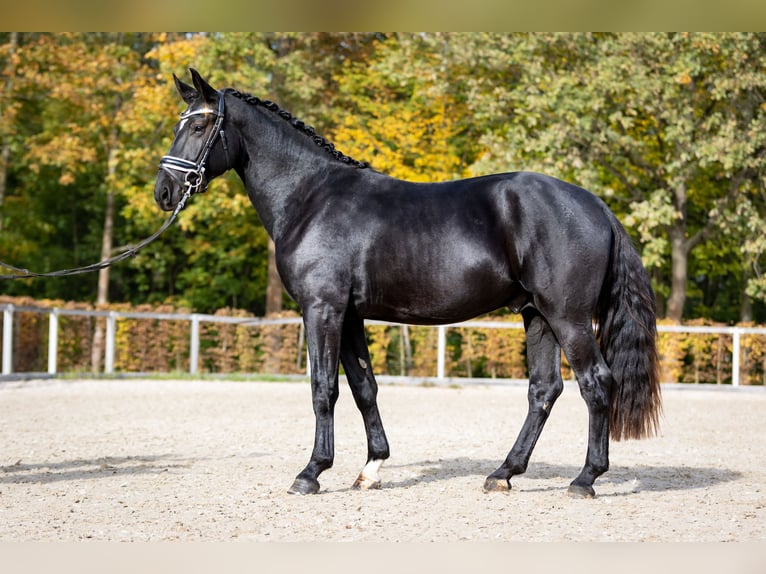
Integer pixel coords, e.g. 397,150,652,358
154,172,179,212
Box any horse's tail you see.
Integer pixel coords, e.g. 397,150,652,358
596,211,662,441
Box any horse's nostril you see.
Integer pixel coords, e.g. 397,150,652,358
161,186,171,204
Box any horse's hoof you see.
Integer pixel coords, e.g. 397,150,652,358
567,483,596,499
483,477,511,492
352,474,381,490
287,477,320,495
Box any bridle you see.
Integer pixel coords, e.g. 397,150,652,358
0,93,229,280
158,90,229,197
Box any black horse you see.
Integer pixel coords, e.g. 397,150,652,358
154,70,661,498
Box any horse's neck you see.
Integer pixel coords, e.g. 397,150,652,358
236,105,343,240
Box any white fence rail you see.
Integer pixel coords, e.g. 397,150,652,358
2,302,766,386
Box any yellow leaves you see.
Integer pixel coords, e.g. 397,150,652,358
58,172,75,186
147,34,208,75
677,72,692,85
453,324,526,379
13,33,178,203
331,93,466,182
326,34,472,183
27,126,99,187
365,325,393,373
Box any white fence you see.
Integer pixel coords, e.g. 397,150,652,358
2,302,766,386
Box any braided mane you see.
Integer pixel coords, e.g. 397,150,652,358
225,89,369,169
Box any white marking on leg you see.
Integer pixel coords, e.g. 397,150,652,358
358,357,368,370
362,458,383,480
353,458,383,490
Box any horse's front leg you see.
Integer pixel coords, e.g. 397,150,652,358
287,304,344,495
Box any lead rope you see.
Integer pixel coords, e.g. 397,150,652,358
0,188,192,280
1,91,227,281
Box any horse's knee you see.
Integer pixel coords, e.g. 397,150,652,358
312,389,338,418
527,375,563,415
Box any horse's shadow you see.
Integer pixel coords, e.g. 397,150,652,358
0,454,197,484
2,454,740,495
382,457,740,494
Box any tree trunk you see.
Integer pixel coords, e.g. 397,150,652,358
90,148,118,372
741,269,753,323
665,181,691,324
666,225,688,323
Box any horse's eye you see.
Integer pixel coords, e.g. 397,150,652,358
193,124,205,133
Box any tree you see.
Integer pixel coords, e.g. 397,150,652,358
4,32,766,331
17,33,166,369
0,33,18,233
470,33,766,322
329,33,473,182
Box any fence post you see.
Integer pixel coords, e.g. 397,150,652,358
190,314,200,375
732,328,741,387
104,311,116,374
48,309,59,375
2,304,13,375
436,325,446,380
297,320,307,373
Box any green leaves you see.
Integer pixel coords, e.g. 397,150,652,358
463,32,766,320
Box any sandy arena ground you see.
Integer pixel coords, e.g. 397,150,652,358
0,378,765,542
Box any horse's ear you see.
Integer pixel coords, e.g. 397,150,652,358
189,68,219,104
173,73,198,105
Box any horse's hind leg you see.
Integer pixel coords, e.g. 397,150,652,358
551,319,613,498
484,309,564,492
339,316,390,490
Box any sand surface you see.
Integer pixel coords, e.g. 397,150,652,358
1,378,764,542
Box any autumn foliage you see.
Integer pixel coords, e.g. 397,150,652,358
3,32,765,325
3,33,766,380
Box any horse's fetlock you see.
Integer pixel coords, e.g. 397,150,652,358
588,460,609,477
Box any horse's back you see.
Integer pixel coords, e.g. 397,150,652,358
370,170,615,278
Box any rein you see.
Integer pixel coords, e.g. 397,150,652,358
0,188,191,280
0,91,228,281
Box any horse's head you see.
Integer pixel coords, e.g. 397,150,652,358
154,69,232,212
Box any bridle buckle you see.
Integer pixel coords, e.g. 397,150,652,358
184,169,204,192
